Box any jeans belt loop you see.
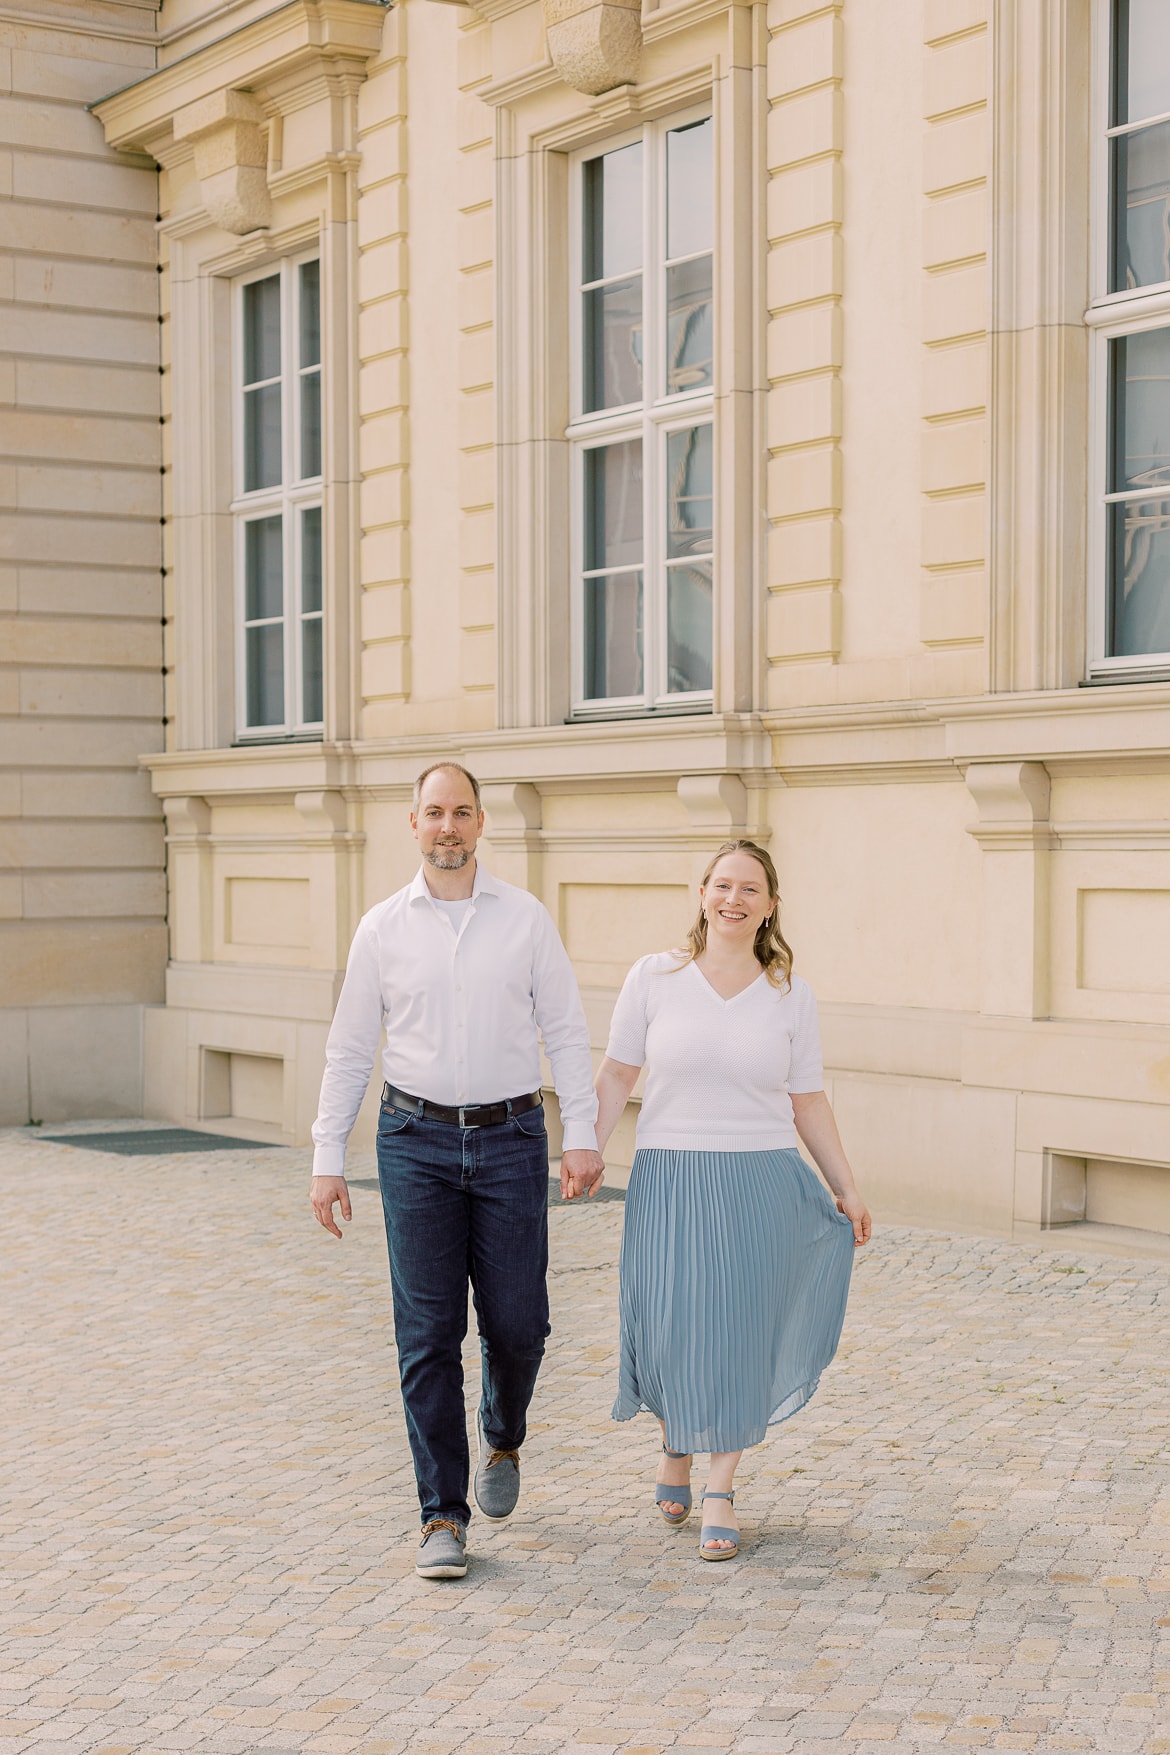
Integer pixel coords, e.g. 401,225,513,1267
505,1097,514,1119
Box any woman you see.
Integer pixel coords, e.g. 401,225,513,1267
594,839,870,1560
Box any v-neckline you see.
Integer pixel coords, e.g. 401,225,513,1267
690,961,766,1006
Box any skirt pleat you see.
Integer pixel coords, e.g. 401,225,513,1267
612,1147,855,1453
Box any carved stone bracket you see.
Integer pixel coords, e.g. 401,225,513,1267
481,782,543,890
964,760,1054,852
542,0,641,96
964,761,1053,1018
677,774,749,834
173,90,272,235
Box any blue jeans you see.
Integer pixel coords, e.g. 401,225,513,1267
376,1096,551,1527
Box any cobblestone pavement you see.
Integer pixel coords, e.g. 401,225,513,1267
2,1127,1169,1755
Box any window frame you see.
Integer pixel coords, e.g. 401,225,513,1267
231,252,325,739
1086,0,1170,682
567,105,716,719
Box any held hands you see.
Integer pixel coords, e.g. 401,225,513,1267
561,1149,605,1202
310,1175,352,1239
837,1189,872,1248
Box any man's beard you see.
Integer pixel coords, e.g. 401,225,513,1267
424,844,471,871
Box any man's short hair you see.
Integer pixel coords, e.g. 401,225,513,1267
413,761,482,814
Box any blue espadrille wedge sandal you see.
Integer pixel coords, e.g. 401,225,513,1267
655,1444,693,1525
699,1489,738,1560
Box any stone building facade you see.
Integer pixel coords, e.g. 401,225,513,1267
1,0,166,1122
3,0,1170,1243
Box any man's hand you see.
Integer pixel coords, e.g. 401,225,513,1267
560,1149,605,1202
310,1175,352,1239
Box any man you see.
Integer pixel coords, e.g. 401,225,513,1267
309,762,605,1581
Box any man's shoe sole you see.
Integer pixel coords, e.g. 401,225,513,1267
416,1558,468,1580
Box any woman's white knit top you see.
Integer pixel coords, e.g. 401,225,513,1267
605,952,824,1152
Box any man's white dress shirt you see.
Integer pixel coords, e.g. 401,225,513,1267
311,864,599,1178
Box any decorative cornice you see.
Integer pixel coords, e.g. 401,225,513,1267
476,55,560,109
641,0,749,45
93,0,386,232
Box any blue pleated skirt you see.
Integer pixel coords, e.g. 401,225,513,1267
612,1147,855,1453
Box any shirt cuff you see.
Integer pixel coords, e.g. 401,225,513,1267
561,1122,599,1154
312,1143,348,1179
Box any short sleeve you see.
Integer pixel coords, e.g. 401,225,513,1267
787,978,824,1093
605,958,651,1067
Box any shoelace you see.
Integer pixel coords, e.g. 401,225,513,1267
420,1518,464,1542
487,1447,520,1469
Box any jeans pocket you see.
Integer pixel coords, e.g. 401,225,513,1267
377,1106,415,1141
511,1104,546,1139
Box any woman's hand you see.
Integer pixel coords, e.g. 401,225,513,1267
836,1189,872,1247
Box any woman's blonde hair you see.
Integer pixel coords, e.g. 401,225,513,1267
674,838,794,988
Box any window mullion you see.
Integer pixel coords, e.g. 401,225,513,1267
288,490,300,731
646,121,661,705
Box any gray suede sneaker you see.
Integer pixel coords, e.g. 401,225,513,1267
473,1409,521,1521
415,1519,467,1579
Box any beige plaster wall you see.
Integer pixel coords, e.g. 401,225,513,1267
0,0,166,1123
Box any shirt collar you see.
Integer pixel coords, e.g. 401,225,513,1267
409,861,500,904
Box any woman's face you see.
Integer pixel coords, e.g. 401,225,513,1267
700,852,773,948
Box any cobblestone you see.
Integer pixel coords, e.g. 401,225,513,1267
1,1126,1168,1752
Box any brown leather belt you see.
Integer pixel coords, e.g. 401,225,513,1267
381,1083,543,1129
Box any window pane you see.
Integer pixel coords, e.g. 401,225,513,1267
302,616,323,723
666,424,713,558
584,571,643,699
583,142,642,282
1110,329,1170,492
583,277,643,411
244,382,282,491
667,118,713,260
300,368,322,480
666,256,713,395
299,260,321,368
246,623,285,727
1109,497,1170,655
245,515,283,622
243,275,281,385
1112,121,1170,290
667,560,713,693
584,439,643,571
1116,0,1170,128
301,506,322,613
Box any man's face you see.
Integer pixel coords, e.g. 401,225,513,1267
411,771,484,871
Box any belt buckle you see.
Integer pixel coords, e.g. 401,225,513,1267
458,1104,473,1128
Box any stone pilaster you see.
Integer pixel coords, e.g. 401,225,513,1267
764,0,844,699
456,12,497,730
357,13,412,734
